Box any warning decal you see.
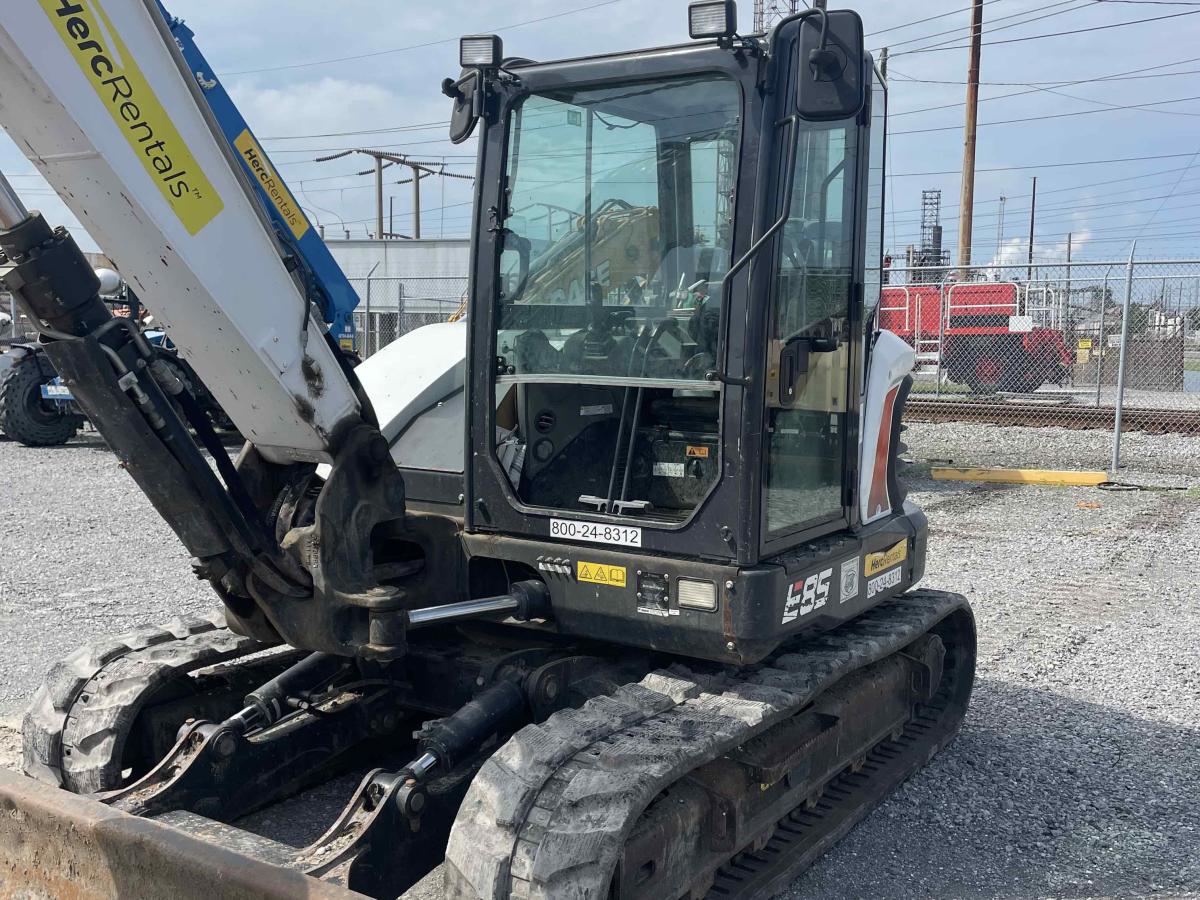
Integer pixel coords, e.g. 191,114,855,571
576,561,627,588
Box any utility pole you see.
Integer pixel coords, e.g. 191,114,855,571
412,166,422,240
1027,176,1037,282
374,156,384,241
996,195,1007,264
389,196,394,237
956,0,984,275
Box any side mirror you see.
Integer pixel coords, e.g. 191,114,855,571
443,70,480,145
795,10,864,121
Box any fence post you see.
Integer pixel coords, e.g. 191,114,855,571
935,279,946,398
364,276,372,358
1110,242,1137,475
1095,264,1112,408
363,261,381,359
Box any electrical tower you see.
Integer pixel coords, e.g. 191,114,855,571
754,0,801,33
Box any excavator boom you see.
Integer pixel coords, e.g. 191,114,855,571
0,0,360,463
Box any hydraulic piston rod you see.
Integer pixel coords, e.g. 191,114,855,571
0,170,29,229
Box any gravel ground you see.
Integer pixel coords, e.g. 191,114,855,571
909,420,1200,480
1,430,1198,899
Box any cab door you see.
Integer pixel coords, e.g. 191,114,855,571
760,119,861,545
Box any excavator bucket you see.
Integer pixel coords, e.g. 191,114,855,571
0,768,364,900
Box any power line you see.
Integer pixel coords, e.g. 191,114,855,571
891,8,1200,56
882,0,1088,51
220,0,629,76
866,2,997,37
892,93,1200,136
261,120,449,141
1133,148,1200,238
889,65,1200,85
889,54,1200,117
887,165,1200,218
890,151,1200,177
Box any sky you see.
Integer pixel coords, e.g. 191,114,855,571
2,0,1199,264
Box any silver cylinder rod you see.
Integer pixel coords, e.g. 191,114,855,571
0,170,31,230
406,594,520,627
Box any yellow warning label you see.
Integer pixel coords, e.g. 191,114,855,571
234,130,309,240
686,446,710,458
576,561,627,588
864,540,907,577
42,0,223,235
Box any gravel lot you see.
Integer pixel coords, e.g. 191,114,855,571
1,425,1198,899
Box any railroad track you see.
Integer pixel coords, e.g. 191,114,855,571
907,399,1200,435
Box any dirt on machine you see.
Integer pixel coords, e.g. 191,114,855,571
0,2,975,898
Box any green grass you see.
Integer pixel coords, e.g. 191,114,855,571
1185,357,1200,373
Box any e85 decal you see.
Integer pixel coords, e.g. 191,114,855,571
781,568,832,624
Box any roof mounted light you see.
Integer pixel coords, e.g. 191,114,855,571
689,0,737,40
460,34,503,69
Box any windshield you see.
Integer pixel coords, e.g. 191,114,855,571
495,74,740,384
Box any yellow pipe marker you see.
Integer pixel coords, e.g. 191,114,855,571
930,467,1108,486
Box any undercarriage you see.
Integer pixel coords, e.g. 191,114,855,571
9,591,974,900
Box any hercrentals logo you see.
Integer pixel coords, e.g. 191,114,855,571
41,0,223,235
234,130,309,240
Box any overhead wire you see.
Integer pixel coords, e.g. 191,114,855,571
890,7,1200,56
220,0,631,76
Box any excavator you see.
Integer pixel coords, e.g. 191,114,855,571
0,2,976,898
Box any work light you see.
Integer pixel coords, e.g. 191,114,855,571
688,1,737,40
676,578,718,612
460,35,503,69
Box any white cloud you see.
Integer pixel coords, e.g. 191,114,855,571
227,78,404,141
988,230,1092,268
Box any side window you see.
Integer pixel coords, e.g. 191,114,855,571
863,70,886,313
773,124,858,344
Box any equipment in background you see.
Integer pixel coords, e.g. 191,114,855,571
0,272,233,446
879,281,1072,394
0,3,976,898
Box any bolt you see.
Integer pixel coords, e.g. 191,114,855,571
213,732,238,758
725,580,735,590
726,641,736,652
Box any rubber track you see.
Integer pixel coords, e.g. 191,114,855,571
22,610,268,792
444,590,970,900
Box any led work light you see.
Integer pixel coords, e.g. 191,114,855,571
460,35,502,68
688,1,737,40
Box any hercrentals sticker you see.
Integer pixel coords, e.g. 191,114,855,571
864,539,907,577
42,0,223,235
234,130,308,240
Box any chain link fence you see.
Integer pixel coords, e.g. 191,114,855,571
881,259,1200,476
347,276,468,358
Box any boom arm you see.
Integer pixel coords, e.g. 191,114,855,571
0,0,356,462
0,0,410,659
